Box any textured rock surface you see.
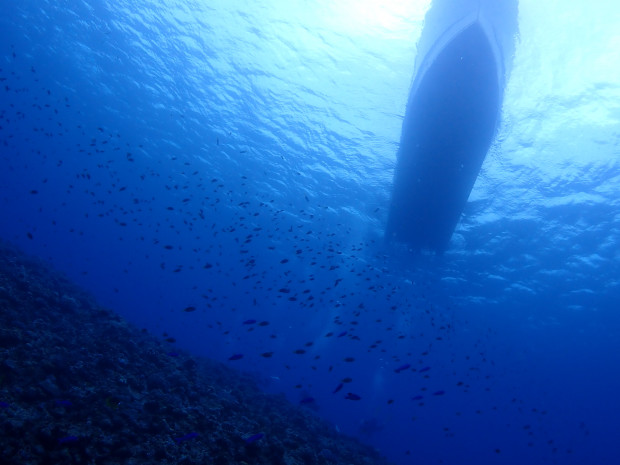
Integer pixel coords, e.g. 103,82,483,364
0,241,391,465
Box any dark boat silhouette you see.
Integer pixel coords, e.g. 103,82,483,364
386,0,519,252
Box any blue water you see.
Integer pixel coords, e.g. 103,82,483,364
2,0,620,464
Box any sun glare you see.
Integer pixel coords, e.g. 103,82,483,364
324,0,430,38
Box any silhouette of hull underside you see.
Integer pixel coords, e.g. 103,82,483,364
387,0,518,252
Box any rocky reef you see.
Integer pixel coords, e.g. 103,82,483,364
0,241,392,465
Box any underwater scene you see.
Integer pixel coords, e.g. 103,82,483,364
1,0,619,464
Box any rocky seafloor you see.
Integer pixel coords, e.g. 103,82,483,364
0,242,392,465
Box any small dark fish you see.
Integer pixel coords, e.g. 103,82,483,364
419,366,431,373
294,349,306,355
183,306,197,312
258,321,269,326
58,436,78,445
243,319,257,325
394,363,411,373
345,393,361,401
332,383,343,394
411,395,423,401
105,397,122,409
343,357,355,362
261,352,273,358
337,331,347,338
245,433,264,444
174,432,198,443
433,390,445,396
228,354,243,361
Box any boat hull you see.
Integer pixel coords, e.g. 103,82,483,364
386,0,518,252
